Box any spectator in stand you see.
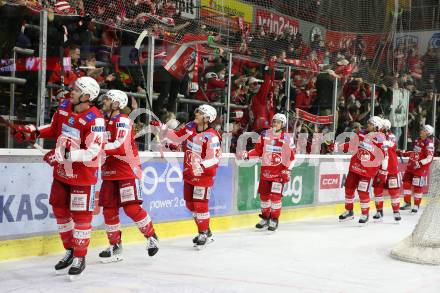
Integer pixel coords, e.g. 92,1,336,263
314,66,336,115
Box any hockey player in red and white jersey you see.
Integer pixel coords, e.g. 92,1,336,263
398,124,435,213
151,104,221,249
241,113,296,231
13,77,104,280
338,116,389,224
372,119,401,222
98,90,159,262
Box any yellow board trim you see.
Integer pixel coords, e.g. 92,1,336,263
0,200,397,261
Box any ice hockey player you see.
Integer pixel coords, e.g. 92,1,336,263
372,119,401,222
241,113,296,231
398,124,434,213
339,116,388,224
98,90,159,263
13,76,104,280
151,104,221,249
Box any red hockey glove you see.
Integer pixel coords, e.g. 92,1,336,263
43,149,57,166
150,120,161,127
12,124,38,143
281,169,291,183
377,169,388,184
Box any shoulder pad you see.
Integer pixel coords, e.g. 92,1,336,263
58,99,70,110
186,121,196,130
84,111,97,122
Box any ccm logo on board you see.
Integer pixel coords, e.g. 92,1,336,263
320,174,340,189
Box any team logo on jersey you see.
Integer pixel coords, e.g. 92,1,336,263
357,148,371,162
68,116,75,125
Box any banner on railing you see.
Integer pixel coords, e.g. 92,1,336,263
389,89,409,128
296,108,334,124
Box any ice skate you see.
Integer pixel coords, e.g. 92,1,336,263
255,214,269,229
358,214,369,225
411,205,419,214
400,202,412,211
373,210,383,221
99,242,123,263
147,233,159,257
193,229,213,247
267,218,279,232
393,212,402,222
55,248,74,275
338,210,354,221
68,257,85,281
195,231,214,250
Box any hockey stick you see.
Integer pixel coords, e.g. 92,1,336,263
135,30,153,113
0,116,45,153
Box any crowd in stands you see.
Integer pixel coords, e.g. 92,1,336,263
0,0,439,153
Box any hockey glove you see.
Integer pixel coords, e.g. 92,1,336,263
281,169,291,183
43,149,57,166
377,169,388,184
12,124,38,143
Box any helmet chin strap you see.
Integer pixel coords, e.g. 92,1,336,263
73,93,89,107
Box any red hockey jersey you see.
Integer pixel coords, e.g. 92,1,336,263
401,137,434,176
248,130,296,183
348,129,388,178
164,121,221,187
385,131,399,175
37,99,105,186
102,114,142,181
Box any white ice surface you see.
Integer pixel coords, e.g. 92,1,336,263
1,212,440,293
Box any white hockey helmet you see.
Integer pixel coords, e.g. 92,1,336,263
272,113,287,127
382,119,391,131
196,104,217,123
368,116,383,130
106,90,128,109
74,76,100,101
205,72,218,79
423,124,434,136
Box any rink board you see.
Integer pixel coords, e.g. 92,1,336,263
0,150,433,261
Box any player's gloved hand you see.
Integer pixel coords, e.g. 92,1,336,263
414,161,421,169
43,149,57,166
239,151,249,160
150,120,161,127
377,169,388,184
12,124,38,143
191,162,204,177
281,169,291,183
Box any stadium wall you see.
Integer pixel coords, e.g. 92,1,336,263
0,150,432,261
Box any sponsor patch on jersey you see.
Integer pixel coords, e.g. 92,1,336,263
187,140,202,152
116,122,128,128
120,185,136,203
427,143,434,151
79,118,86,125
61,123,80,139
210,142,220,148
85,111,97,122
265,145,282,153
68,116,75,125
359,141,373,151
70,193,87,211
92,125,106,132
59,110,68,116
